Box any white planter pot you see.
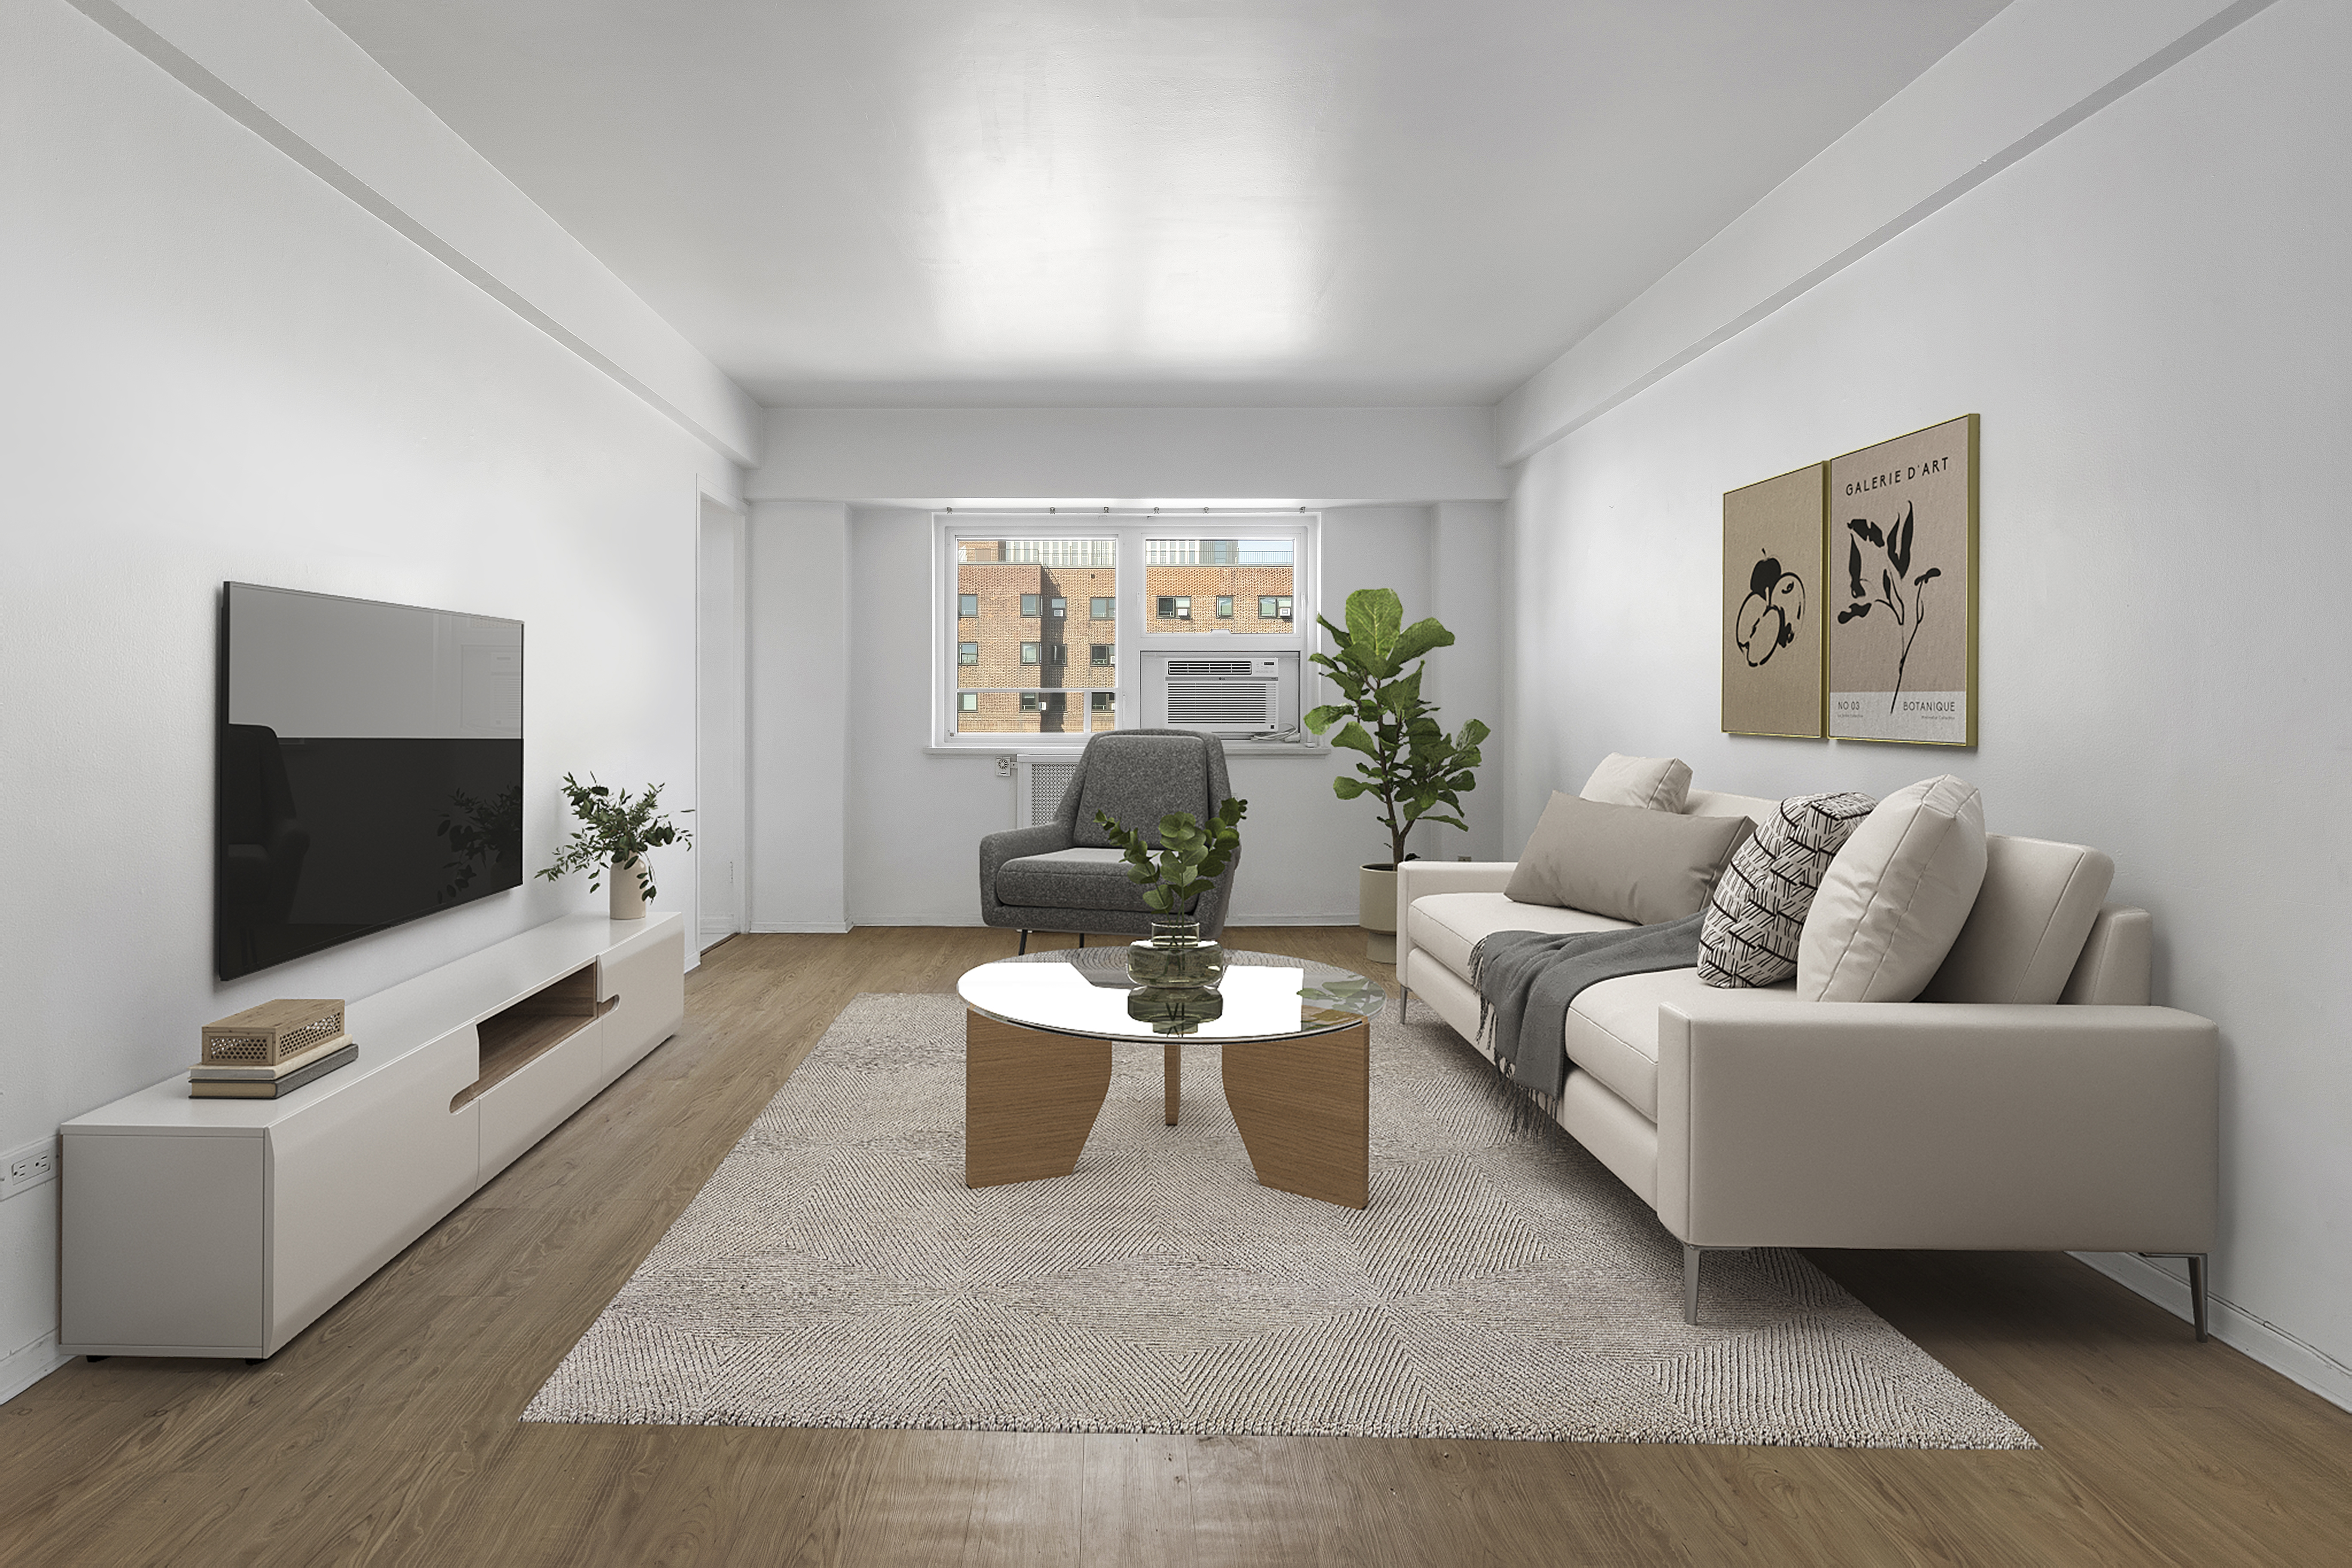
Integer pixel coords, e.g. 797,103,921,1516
1359,863,1398,963
609,857,649,921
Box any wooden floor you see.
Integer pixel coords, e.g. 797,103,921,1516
5,927,2347,1566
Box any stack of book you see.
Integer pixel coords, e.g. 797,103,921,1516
190,1035,358,1099
193,1000,361,1100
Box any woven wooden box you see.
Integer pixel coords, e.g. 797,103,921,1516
200,999,347,1067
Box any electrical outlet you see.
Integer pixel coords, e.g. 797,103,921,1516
1,1136,58,1200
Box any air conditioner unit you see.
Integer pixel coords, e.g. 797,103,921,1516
1142,652,1299,737
1014,753,1080,828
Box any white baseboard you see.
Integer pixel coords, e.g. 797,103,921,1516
841,913,1360,929
0,1332,72,1407
1225,914,1362,927
2072,1250,2352,1414
748,920,854,934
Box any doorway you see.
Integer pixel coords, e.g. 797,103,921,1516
696,493,747,950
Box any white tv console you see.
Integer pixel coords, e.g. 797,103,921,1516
60,911,685,1360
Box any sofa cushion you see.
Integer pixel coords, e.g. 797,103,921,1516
1406,893,1629,985
1071,735,1212,848
1798,775,1988,1002
994,848,1146,911
1580,753,1692,812
1504,792,1753,925
1564,968,1800,1118
1921,835,2115,1004
1698,791,1879,988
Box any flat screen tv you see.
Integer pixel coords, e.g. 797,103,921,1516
217,582,524,980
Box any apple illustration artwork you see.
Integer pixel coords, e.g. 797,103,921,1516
1735,555,1804,668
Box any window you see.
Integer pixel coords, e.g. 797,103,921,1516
941,520,1308,746
1146,538,1295,638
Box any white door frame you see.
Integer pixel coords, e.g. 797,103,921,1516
695,481,749,949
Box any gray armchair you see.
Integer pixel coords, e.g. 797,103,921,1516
980,729,1240,949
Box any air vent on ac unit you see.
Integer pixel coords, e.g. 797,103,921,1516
1142,652,1299,737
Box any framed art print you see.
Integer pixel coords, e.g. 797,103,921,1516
1827,414,1978,746
1721,462,1826,738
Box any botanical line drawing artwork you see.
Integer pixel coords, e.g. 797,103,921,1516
1837,499,1943,711
1734,554,1805,667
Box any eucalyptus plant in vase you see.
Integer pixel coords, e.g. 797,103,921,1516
537,773,692,921
1093,799,1248,1010
1304,587,1490,961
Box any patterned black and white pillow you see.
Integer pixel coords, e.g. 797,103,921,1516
1697,791,1879,988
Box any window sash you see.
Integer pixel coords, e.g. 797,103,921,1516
937,514,1314,746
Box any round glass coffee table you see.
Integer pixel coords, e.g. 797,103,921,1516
957,949,1387,1209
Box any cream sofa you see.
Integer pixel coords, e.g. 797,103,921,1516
1396,787,2220,1331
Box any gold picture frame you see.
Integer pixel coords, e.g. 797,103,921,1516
1721,462,1827,738
1826,414,1979,747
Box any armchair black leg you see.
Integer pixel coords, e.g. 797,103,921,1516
1018,930,1029,955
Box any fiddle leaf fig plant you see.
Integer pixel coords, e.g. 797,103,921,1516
1304,586,1491,869
537,773,692,902
1093,798,1249,918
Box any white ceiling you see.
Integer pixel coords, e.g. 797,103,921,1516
315,0,2008,409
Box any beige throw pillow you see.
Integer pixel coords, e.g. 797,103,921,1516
1580,753,1692,813
1506,792,1753,925
1797,775,1989,1003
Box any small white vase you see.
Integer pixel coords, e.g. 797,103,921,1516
609,856,649,920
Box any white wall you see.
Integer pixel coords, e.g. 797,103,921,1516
748,405,1507,505
827,505,1481,928
747,502,852,932
739,406,1510,929
0,0,735,1400
1503,0,2351,1403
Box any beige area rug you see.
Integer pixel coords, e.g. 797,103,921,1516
524,990,2033,1448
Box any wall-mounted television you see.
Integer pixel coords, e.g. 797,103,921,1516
217,583,524,980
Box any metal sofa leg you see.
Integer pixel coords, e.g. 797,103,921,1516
1018,930,1029,955
2138,1252,2211,1341
1078,932,1087,948
1683,1243,1703,1326
1399,989,1409,1023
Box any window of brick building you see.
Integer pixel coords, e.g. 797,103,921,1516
1157,595,1191,619
1259,595,1293,621
1216,595,1234,618
1020,641,1040,664
959,692,978,712
1091,596,1115,619
958,641,978,665
1090,643,1113,667
959,593,978,618
1020,593,1041,617
1049,597,1066,617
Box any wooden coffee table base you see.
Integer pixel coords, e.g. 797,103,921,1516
963,1010,1370,1209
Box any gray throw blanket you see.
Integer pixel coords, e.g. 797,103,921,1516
1468,914,1705,1110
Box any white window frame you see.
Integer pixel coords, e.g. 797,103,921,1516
933,512,1318,749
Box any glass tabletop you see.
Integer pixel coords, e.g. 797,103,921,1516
958,948,1386,1042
